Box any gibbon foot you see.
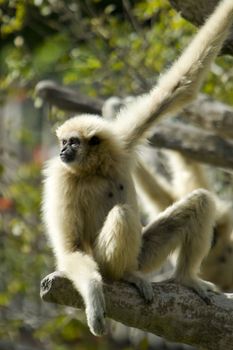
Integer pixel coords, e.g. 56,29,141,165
86,284,106,336
167,276,218,304
123,273,154,303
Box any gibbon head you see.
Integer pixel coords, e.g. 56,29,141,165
56,115,123,175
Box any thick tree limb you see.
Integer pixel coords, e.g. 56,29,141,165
169,0,233,55
150,121,233,169
183,94,233,139
36,80,103,114
41,272,233,350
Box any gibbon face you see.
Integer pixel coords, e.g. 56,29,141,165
56,115,124,175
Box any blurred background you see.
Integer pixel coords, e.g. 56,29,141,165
1,1,233,349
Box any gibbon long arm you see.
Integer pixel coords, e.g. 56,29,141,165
115,0,233,149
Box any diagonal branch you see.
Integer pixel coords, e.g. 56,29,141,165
41,272,233,350
169,0,233,55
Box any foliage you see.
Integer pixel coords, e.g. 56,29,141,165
1,0,232,103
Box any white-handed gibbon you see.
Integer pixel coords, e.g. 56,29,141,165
42,0,233,336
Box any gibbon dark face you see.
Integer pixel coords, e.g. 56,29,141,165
59,134,102,163
59,133,102,163
60,137,81,163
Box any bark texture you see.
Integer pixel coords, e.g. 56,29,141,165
41,272,233,350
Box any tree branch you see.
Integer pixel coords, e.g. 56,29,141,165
168,0,233,55
36,81,233,169
41,272,233,350
36,82,233,140
35,80,103,114
150,121,233,169
182,94,233,139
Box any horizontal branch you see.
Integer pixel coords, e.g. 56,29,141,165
169,0,233,55
183,94,233,139
41,272,233,350
36,81,233,141
150,122,233,169
150,121,233,169
36,81,233,169
36,80,103,114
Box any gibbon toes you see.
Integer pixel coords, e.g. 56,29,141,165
170,276,219,305
86,287,106,336
136,278,154,303
124,273,154,303
189,278,219,304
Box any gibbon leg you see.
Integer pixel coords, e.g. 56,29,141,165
138,189,217,301
57,251,106,336
94,204,153,302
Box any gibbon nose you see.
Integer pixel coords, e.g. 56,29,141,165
60,147,76,163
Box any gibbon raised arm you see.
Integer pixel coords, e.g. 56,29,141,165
114,0,233,149
102,98,175,213
42,0,233,337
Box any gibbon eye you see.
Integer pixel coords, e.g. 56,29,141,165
69,137,80,145
89,135,101,146
62,139,67,146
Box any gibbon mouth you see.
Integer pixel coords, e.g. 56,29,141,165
60,151,76,163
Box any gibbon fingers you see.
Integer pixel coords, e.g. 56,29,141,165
42,0,233,336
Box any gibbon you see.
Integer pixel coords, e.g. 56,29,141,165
168,152,233,291
42,0,233,336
